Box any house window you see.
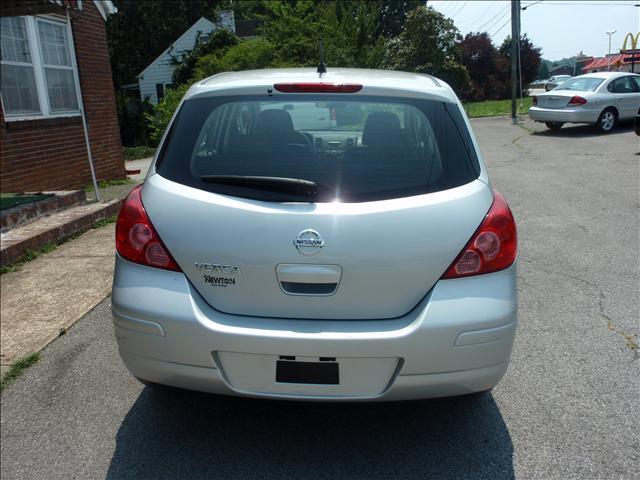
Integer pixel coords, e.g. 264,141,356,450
37,19,78,112
0,17,41,115
156,83,164,101
0,15,80,120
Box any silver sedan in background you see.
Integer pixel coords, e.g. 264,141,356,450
544,74,572,91
529,72,640,132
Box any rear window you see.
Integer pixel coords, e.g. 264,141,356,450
157,95,480,203
555,77,603,92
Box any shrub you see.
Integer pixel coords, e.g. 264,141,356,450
144,83,191,146
192,37,282,80
172,29,239,85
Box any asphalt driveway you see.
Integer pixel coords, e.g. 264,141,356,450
1,117,638,480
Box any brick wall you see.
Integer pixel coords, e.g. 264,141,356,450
0,0,125,193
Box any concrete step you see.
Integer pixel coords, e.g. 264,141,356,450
1,190,87,233
0,199,122,266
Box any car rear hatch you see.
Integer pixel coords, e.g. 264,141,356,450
143,176,491,319
145,84,490,320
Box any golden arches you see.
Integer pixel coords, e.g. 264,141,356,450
621,32,640,51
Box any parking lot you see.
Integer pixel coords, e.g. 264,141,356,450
1,117,638,480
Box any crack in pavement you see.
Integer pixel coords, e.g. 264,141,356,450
521,263,638,360
598,292,639,361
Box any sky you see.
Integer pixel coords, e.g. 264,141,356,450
427,0,640,60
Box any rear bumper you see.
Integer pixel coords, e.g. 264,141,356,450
528,106,599,124
112,256,518,401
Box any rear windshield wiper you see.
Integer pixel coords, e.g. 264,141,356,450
200,175,328,198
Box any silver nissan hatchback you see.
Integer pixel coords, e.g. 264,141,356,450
112,68,518,401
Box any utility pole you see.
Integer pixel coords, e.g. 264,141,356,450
511,0,520,124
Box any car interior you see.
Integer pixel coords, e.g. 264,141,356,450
190,101,445,198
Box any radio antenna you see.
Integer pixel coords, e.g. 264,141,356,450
317,40,326,74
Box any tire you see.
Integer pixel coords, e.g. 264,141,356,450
596,108,617,133
545,121,564,130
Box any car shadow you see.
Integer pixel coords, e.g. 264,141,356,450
530,122,634,139
106,387,514,479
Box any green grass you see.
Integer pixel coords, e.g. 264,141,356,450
0,242,58,274
93,213,117,229
0,215,118,275
1,193,53,211
466,97,533,118
123,146,156,161
85,177,135,192
0,352,40,391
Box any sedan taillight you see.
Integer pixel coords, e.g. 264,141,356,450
568,95,587,106
116,185,181,271
442,190,517,279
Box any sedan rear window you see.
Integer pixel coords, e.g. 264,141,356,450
555,77,604,92
157,95,480,203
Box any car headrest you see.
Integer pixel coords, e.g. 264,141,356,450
361,111,403,147
255,109,295,136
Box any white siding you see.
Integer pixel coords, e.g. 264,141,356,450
138,13,235,104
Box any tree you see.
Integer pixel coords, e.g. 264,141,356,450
496,34,542,97
145,84,191,146
460,32,498,101
192,37,281,80
256,1,357,67
173,29,239,85
106,0,223,87
375,0,423,37
537,60,550,80
382,6,470,95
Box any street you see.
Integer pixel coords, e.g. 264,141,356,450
1,117,638,480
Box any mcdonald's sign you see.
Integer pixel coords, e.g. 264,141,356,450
621,32,640,52
621,32,640,73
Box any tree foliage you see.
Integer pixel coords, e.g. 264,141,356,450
145,83,191,145
460,32,498,101
460,32,542,100
173,29,239,84
537,61,550,80
181,0,422,81
193,37,282,79
496,35,542,98
382,6,469,94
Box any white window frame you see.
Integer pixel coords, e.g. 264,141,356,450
1,14,82,122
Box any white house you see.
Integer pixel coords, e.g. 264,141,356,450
137,11,235,104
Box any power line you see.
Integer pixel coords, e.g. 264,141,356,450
472,4,510,33
490,17,511,39
440,1,460,16
456,1,497,26
482,6,511,35
521,0,543,9
475,3,510,31
449,1,469,20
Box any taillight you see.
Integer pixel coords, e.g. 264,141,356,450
568,95,587,106
273,83,362,93
532,96,537,106
442,190,517,279
115,185,181,271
